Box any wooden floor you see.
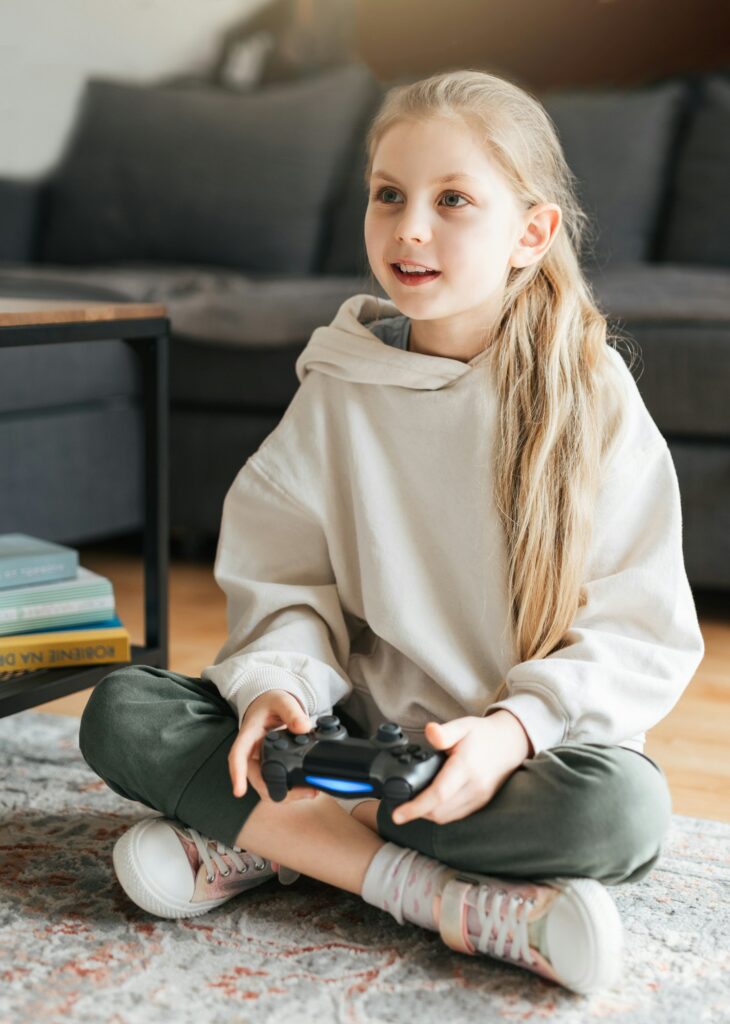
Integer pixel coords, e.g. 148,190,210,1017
28,539,730,824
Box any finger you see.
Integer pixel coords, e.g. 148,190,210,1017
283,701,312,734
246,756,271,801
229,717,265,797
420,793,477,826
395,785,476,826
400,776,498,826
425,718,473,751
391,758,466,825
431,782,498,825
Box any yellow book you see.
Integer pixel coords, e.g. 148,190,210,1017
0,618,130,675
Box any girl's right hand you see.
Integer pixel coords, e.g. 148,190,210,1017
228,689,320,804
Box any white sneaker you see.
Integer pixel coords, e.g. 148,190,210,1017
435,871,624,995
112,814,300,919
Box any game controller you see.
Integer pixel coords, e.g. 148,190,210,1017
260,714,446,804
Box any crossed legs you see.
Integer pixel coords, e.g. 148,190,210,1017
234,794,384,896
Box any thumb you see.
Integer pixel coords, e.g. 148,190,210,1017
425,718,471,749
283,697,311,733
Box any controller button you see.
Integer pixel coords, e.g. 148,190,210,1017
397,754,413,764
415,751,430,761
316,715,340,732
294,735,309,745
265,730,281,741
273,739,289,750
376,723,403,742
407,744,420,753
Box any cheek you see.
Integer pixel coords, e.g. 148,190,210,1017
448,225,510,280
363,213,382,257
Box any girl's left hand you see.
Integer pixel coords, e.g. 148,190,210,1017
390,710,533,827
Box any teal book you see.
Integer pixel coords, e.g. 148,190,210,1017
0,534,78,590
8,614,124,637
0,567,115,636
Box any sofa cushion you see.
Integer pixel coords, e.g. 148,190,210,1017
39,64,380,274
541,80,687,266
0,268,142,413
1,261,727,435
589,262,730,322
0,403,144,544
0,262,372,408
657,75,730,267
589,263,730,437
0,262,370,347
319,85,385,276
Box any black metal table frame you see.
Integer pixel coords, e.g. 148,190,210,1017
0,313,169,716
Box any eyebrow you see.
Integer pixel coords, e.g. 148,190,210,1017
371,170,480,186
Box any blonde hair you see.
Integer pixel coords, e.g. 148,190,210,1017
363,69,638,670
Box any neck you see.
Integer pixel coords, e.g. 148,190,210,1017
409,321,494,363
407,296,503,363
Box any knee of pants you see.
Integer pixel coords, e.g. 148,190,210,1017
559,746,673,884
78,665,160,776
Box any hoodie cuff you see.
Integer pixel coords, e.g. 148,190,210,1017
228,667,315,728
484,690,569,756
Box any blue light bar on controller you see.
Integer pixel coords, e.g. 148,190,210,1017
304,775,374,794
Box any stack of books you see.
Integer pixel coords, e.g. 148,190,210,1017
0,534,131,681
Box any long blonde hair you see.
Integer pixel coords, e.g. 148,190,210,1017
363,69,638,668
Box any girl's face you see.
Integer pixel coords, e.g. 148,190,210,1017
364,117,541,359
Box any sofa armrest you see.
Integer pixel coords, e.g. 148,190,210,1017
0,176,47,262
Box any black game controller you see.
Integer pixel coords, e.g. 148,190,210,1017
260,714,446,804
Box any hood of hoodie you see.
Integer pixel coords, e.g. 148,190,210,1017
294,293,494,390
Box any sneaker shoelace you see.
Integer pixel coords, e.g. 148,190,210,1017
183,826,269,884
472,886,538,966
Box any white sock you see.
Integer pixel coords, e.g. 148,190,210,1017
362,844,549,957
361,841,476,932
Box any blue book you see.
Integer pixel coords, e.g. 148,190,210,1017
0,567,115,636
0,534,78,590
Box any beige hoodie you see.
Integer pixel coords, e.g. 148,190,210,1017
202,293,705,756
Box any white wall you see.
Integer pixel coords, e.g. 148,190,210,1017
0,0,266,178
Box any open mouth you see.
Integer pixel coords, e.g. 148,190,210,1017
390,263,442,286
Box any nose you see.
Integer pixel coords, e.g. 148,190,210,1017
394,201,432,245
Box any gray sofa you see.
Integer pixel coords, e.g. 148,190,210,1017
1,62,729,590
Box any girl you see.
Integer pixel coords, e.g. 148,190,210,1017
79,69,704,996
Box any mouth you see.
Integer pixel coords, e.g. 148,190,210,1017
390,262,442,286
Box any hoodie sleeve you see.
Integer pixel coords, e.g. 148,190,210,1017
201,456,353,728
485,439,705,755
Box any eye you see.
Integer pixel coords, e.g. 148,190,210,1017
440,192,468,208
370,186,401,204
370,186,469,208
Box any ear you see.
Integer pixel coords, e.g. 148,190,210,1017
509,203,562,269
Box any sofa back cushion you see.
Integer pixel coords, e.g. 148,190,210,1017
322,76,688,275
542,80,687,266
319,88,386,277
657,75,730,268
40,64,380,274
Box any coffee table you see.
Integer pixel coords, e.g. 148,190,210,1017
0,298,170,716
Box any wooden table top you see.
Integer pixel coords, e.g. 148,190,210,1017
0,298,168,328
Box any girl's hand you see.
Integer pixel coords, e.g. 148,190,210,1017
228,689,320,804
390,710,533,827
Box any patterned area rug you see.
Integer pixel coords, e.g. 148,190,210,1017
0,710,728,1023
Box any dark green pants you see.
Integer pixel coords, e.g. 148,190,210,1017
78,665,673,886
